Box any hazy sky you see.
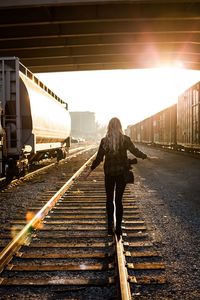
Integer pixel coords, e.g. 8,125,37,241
37,66,200,129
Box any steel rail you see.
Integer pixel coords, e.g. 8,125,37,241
0,152,96,272
0,145,95,188
115,235,132,300
21,145,95,180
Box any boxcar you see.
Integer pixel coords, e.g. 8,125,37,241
128,104,177,148
130,122,141,142
128,82,200,153
140,117,153,144
177,82,200,150
152,104,177,146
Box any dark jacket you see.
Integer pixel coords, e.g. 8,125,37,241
91,135,147,176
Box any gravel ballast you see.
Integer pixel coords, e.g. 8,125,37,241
131,145,200,299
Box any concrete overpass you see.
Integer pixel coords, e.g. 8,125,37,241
0,0,200,73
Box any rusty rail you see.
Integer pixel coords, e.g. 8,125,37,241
115,235,132,300
0,152,96,272
0,145,95,187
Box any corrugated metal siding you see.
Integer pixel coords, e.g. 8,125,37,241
177,82,200,149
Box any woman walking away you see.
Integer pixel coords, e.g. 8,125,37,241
85,117,148,240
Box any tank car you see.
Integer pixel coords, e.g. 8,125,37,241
0,57,71,179
177,82,200,151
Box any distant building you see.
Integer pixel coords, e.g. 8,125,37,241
70,111,96,140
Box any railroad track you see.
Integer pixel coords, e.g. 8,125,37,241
0,153,166,299
0,145,94,191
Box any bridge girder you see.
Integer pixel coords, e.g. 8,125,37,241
0,1,200,72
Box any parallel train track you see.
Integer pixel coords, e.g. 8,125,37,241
0,153,166,299
0,145,92,190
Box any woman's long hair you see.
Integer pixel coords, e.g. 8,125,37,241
105,117,124,153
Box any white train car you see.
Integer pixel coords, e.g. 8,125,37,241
0,57,71,178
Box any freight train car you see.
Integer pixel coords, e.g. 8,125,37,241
129,104,177,148
0,57,71,179
152,104,177,146
140,117,153,144
129,122,141,142
177,82,200,151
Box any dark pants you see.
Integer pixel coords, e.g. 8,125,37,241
105,174,126,230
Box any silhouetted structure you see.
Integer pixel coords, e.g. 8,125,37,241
70,111,96,140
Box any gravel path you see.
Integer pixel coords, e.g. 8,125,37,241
131,145,200,299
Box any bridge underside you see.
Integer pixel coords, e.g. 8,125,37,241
0,0,200,73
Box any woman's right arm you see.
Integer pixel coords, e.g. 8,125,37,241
84,139,105,178
90,139,105,171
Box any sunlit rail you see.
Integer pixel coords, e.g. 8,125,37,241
0,152,96,271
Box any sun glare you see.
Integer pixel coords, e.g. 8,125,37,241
37,64,200,129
